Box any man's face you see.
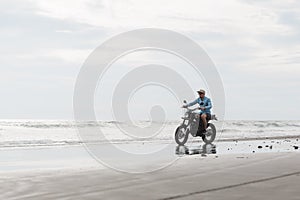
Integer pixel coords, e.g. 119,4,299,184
198,92,205,98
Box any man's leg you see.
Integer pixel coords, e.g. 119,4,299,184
201,113,208,131
196,115,203,136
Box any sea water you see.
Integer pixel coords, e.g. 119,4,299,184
0,120,299,148
0,120,299,172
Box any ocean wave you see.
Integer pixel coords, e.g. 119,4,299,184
266,122,282,127
224,121,300,129
220,129,241,133
0,120,300,133
231,122,247,126
284,122,300,127
0,120,181,129
253,123,265,128
20,124,75,129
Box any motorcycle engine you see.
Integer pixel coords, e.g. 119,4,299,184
190,120,199,136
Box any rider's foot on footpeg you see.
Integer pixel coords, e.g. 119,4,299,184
196,130,205,137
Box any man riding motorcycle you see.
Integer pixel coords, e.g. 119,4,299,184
182,89,212,135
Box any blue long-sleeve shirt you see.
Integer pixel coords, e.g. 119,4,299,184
187,97,212,114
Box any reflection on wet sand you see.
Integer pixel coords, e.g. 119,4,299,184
176,144,217,155
175,138,299,155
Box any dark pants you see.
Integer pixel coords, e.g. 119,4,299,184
197,113,211,134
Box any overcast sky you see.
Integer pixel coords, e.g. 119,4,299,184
0,0,300,120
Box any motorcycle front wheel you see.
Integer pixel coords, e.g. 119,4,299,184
175,125,189,145
202,123,216,144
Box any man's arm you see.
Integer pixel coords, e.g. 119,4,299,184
187,99,198,107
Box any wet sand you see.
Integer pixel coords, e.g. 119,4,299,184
1,139,300,199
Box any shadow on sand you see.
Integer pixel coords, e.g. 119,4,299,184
176,144,216,155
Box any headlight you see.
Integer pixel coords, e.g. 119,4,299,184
184,112,189,117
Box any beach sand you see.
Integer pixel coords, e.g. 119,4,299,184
1,144,299,200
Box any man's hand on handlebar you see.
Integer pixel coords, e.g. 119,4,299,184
181,105,188,108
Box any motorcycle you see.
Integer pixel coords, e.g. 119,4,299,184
175,100,217,145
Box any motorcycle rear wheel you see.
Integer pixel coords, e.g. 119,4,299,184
202,123,216,144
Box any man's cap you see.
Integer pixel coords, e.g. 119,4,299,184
197,89,205,94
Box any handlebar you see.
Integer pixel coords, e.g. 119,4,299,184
183,106,200,112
